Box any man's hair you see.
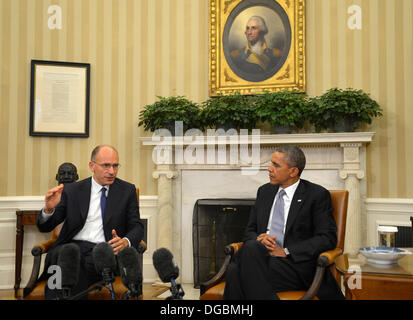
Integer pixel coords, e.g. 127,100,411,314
90,145,118,161
275,145,306,176
247,16,268,36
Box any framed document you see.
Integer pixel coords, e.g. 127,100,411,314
29,60,90,137
209,0,306,96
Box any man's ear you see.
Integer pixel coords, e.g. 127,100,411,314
290,167,299,178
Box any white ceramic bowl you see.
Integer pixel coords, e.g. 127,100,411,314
359,246,412,265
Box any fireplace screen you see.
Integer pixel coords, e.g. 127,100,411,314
192,198,255,287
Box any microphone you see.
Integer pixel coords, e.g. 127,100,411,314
92,242,117,300
118,247,142,299
152,248,184,300
152,248,179,282
57,243,80,299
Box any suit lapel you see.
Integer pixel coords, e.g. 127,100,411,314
79,178,92,222
285,180,306,235
103,179,121,226
262,184,278,232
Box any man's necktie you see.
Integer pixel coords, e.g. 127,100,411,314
100,187,107,219
269,189,286,247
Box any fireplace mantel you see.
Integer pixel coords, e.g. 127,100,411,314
139,132,375,283
140,132,375,146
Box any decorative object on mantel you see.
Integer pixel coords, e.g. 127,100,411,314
138,95,201,135
199,93,259,132
308,88,383,132
255,90,309,134
138,88,382,136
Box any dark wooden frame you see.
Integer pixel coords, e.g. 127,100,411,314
29,60,90,137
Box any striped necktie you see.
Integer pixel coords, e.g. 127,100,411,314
100,187,107,219
269,189,286,247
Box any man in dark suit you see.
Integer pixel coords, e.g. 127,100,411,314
37,145,144,299
223,145,344,300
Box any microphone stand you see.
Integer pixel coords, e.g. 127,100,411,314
67,280,109,300
165,278,185,300
102,268,116,300
121,283,142,300
108,283,116,300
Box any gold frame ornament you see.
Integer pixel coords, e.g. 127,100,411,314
209,0,305,96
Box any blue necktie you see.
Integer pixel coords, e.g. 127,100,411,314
100,187,107,219
269,189,286,247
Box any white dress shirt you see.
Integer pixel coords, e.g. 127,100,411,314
72,177,107,243
266,179,300,234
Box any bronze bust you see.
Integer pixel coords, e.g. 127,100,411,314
55,162,79,185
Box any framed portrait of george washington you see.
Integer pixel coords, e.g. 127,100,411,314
209,0,305,96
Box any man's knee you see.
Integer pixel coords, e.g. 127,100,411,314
226,261,238,277
242,240,266,255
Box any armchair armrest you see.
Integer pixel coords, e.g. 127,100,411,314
224,242,244,256
200,242,244,296
299,247,343,300
319,248,343,266
23,238,58,297
31,239,57,256
137,240,147,254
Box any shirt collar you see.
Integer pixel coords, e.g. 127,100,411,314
91,176,109,194
278,179,300,199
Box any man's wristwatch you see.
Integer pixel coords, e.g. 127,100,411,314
284,248,290,256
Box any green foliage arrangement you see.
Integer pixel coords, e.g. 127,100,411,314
308,88,383,132
138,95,201,133
138,88,383,135
255,90,309,132
199,92,259,131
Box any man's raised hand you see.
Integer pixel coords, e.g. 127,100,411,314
44,184,64,214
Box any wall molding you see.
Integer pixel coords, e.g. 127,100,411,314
365,198,413,246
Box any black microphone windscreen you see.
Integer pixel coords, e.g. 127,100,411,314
57,243,80,289
152,248,179,283
92,242,117,274
118,247,142,289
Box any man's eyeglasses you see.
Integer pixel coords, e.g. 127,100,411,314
93,162,121,170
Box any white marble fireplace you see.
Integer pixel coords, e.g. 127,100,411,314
141,132,374,283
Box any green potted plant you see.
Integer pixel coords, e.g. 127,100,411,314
200,92,259,132
308,88,383,132
255,90,309,134
138,95,202,135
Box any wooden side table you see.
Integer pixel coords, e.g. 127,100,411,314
15,210,39,299
335,250,413,300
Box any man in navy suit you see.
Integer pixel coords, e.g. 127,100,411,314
37,145,144,299
223,145,344,300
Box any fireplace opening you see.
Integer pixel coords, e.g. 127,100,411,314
192,198,255,287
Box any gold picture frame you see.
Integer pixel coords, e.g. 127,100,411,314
209,0,305,96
